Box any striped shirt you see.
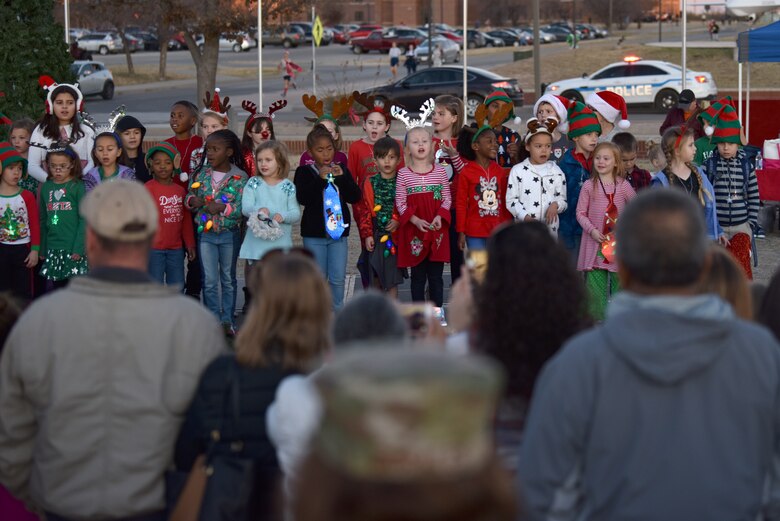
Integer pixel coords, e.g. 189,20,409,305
395,164,452,217
710,151,760,228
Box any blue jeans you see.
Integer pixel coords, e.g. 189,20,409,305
148,249,185,288
465,236,488,250
200,229,238,325
303,236,348,309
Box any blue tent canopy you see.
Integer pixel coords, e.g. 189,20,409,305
738,21,780,63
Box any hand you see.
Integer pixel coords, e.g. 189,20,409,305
545,203,559,225
718,234,730,247
186,247,196,262
590,229,607,243
523,214,535,222
207,201,226,215
458,232,466,251
259,207,270,217
273,213,283,223
431,215,442,231
448,266,474,333
411,216,431,233
330,164,343,177
365,237,375,251
507,142,520,163
189,196,205,209
70,253,82,261
25,250,39,268
385,219,400,233
439,139,457,157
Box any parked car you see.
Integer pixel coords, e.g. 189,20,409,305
519,27,555,43
487,29,525,46
261,25,303,48
70,60,114,100
414,37,461,64
77,32,123,55
123,33,144,52
362,65,523,118
480,31,505,47
334,24,359,35
436,30,464,47
128,31,160,51
348,24,383,40
330,26,349,44
290,22,332,45
455,29,486,49
544,56,717,111
196,33,256,52
168,33,188,50
587,24,609,38
540,25,573,41
69,28,89,41
351,29,425,54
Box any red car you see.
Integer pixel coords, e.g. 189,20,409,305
349,24,383,40
436,30,464,46
331,27,349,44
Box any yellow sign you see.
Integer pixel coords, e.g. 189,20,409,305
313,16,324,47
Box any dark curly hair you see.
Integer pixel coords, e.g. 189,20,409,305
758,267,780,342
473,221,591,398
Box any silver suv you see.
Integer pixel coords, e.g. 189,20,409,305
77,33,122,55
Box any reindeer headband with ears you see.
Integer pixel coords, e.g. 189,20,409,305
524,117,559,143
390,98,435,131
352,91,392,123
302,94,353,125
472,103,513,144
203,88,231,123
242,99,288,130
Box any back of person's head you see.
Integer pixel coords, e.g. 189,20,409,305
611,132,638,154
697,246,753,319
758,268,780,341
372,136,401,159
475,221,589,398
236,253,332,371
616,189,708,288
0,293,21,356
333,291,407,347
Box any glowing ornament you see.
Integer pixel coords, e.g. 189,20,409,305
386,240,394,248
197,225,204,233
384,250,390,258
373,204,382,212
205,220,213,231
221,194,229,204
191,182,201,189
380,235,389,243
205,195,214,202
232,175,242,180
201,214,208,222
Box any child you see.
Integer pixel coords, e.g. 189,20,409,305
84,131,135,190
652,126,723,241
240,140,301,263
483,89,522,169
28,78,95,183
144,142,195,288
703,103,759,273
165,100,202,186
533,94,572,162
301,94,351,167
189,89,231,174
294,124,360,309
506,117,567,235
612,132,652,192
0,143,39,301
38,142,88,288
558,100,601,260
647,141,666,175
693,97,737,166
116,115,150,182
279,50,303,98
357,137,407,297
9,119,38,194
185,130,247,335
395,125,451,307
576,142,636,321
454,122,512,251
585,90,630,142
240,99,287,177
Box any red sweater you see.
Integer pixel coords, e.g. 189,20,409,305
165,135,204,189
0,190,40,249
145,180,195,250
455,160,512,237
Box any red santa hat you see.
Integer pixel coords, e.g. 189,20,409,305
533,94,569,133
38,75,85,115
585,91,630,129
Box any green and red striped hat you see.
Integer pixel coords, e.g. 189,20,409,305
0,141,27,175
709,103,742,144
484,89,521,125
701,96,736,134
565,100,601,139
145,142,183,180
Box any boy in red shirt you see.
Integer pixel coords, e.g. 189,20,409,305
165,100,202,187
144,143,195,288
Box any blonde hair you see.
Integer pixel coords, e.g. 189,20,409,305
235,254,332,370
255,140,290,179
661,127,711,206
646,141,664,163
698,245,753,319
404,127,434,165
434,95,465,136
590,142,625,187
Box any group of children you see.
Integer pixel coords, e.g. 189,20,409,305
0,74,761,327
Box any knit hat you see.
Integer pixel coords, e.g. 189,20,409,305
533,94,569,133
484,89,521,125
709,104,742,144
38,75,84,114
115,115,147,141
701,97,736,135
0,141,27,175
565,100,601,139
585,91,630,129
145,142,182,179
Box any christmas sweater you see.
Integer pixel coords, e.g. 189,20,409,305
495,126,521,169
239,177,300,260
38,179,86,256
0,190,40,249
357,174,400,240
455,160,512,238
506,159,568,234
185,164,248,234
145,180,195,250
19,173,39,196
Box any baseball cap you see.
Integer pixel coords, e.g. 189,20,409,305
678,89,696,108
80,179,158,241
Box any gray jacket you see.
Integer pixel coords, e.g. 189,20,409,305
0,273,226,520
518,292,780,521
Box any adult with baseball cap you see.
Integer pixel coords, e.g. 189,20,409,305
0,180,226,521
659,88,705,140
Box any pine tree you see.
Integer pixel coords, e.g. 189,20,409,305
0,0,74,129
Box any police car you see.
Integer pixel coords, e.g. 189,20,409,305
544,56,718,111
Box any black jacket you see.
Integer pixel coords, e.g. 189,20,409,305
293,164,361,238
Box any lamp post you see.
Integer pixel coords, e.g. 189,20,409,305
257,0,262,108
681,0,687,90
658,0,662,41
64,0,70,44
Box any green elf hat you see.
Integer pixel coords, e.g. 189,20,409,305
145,142,183,180
709,103,742,144
702,96,736,136
484,89,522,125
564,99,601,139
0,141,27,175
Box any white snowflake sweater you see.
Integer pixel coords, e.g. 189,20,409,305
506,158,568,233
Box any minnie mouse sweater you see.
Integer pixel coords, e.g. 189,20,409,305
454,160,512,238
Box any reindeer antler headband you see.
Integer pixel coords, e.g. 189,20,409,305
352,91,392,123
242,99,288,130
390,98,435,131
471,103,513,144
302,93,354,124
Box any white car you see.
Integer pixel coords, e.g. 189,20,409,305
544,56,718,111
70,61,114,100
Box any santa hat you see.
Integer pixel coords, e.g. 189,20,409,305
38,75,84,115
484,89,522,125
533,94,569,133
709,104,742,144
564,100,601,139
202,88,230,123
0,141,27,175
585,91,630,129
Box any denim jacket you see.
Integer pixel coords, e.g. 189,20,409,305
651,168,723,240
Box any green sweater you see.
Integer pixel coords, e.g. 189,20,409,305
39,179,86,256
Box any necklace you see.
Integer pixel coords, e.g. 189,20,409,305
179,135,196,169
